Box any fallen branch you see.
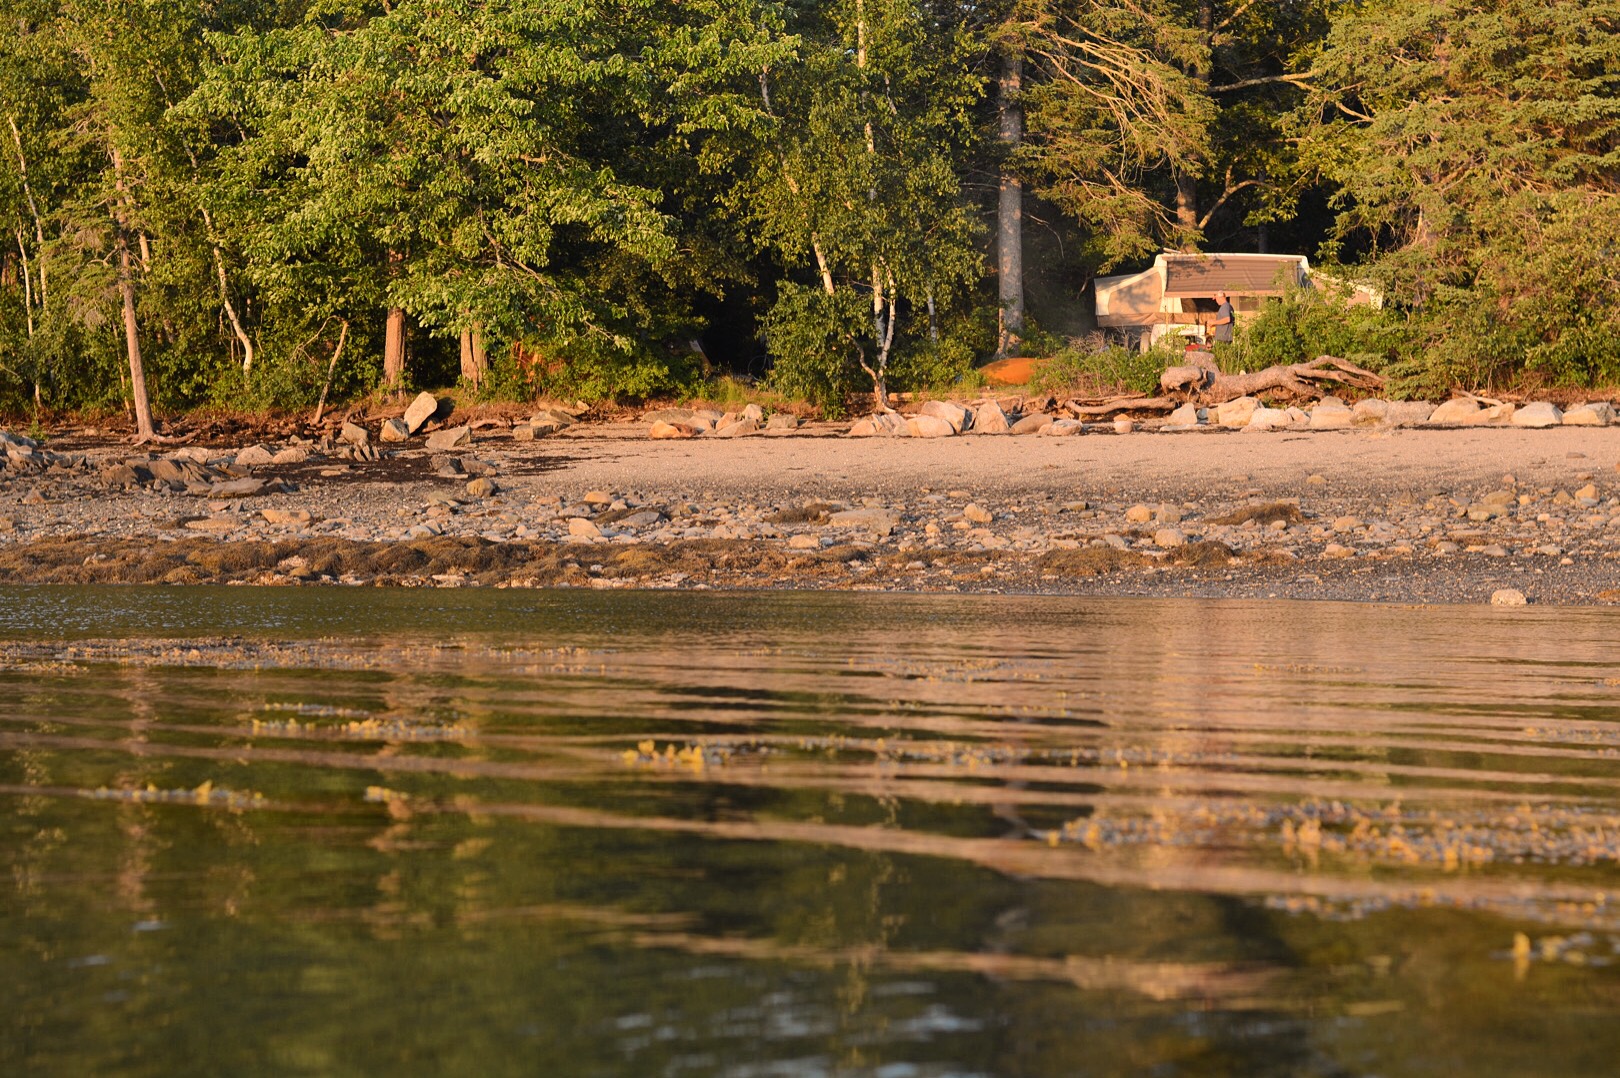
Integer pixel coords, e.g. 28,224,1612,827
1158,355,1382,404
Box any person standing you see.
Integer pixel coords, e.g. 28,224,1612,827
1211,290,1235,344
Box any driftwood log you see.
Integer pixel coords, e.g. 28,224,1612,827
1063,354,1385,418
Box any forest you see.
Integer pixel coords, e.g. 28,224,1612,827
3,0,1620,430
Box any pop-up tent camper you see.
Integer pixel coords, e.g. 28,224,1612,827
1094,253,1309,349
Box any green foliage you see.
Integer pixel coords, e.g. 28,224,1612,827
5,0,1620,420
889,336,978,394
762,283,868,412
1301,0,1620,390
1229,286,1405,374
1031,340,1169,396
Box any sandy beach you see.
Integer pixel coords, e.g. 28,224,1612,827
2,417,1618,603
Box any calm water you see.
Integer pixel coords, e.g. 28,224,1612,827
4,586,1620,1076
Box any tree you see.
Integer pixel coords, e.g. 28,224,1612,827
1301,0,1620,388
742,0,984,410
1003,0,1326,269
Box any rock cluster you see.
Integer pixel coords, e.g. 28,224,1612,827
646,403,798,439
1,430,88,478
831,394,1619,436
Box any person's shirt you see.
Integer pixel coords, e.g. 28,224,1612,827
1213,299,1235,343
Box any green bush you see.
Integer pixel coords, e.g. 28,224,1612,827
889,336,979,394
762,284,870,414
1030,340,1170,396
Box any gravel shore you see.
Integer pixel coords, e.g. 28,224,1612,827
2,418,1618,604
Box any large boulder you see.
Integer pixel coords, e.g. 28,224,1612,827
765,413,800,432
1042,418,1084,436
1428,398,1483,425
1386,401,1436,426
339,421,369,446
1245,406,1291,431
1308,402,1354,430
1009,412,1052,435
919,399,970,433
403,392,440,434
906,414,957,438
425,425,471,450
649,420,695,440
1164,402,1202,429
1511,401,1563,428
529,408,575,429
1563,402,1616,426
379,418,410,443
1215,396,1259,428
972,401,1010,434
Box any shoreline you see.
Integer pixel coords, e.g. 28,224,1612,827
3,420,1619,604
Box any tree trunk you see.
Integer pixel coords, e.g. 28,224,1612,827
1174,172,1200,242
471,323,487,383
1063,356,1384,418
1173,0,1216,247
383,305,406,387
117,235,155,442
459,322,488,388
997,53,1025,354
312,319,350,426
9,117,47,309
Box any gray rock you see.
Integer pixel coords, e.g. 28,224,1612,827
920,399,970,433
210,478,267,497
529,408,575,429
963,502,993,524
650,420,697,439
1010,413,1052,435
261,508,313,526
741,403,765,424
1216,396,1259,427
403,392,440,435
1385,400,1436,426
1429,398,1483,425
643,407,694,425
272,446,311,465
906,414,957,438
1042,418,1084,436
234,444,275,467
765,413,800,432
717,418,759,437
1490,588,1528,606
339,421,369,446
1153,527,1187,548
1511,401,1563,428
379,418,411,443
1165,402,1202,428
1308,403,1353,430
972,401,1011,434
1562,402,1616,426
1246,406,1291,431
466,477,498,498
1350,399,1390,426
425,425,472,451
567,517,603,538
